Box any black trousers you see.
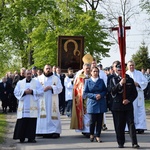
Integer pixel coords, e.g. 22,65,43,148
13,118,37,140
89,113,103,137
59,94,65,115
9,94,18,112
112,110,138,145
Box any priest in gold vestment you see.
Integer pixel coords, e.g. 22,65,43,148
70,54,93,135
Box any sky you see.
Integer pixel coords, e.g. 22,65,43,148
99,0,150,68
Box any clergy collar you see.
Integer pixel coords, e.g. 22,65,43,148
44,72,53,77
26,79,32,83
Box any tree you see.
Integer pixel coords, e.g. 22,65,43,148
140,0,150,13
132,42,150,70
140,0,150,33
30,0,111,67
85,0,101,10
0,0,111,75
97,0,140,46
0,0,55,69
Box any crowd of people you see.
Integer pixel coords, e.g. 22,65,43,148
0,54,149,148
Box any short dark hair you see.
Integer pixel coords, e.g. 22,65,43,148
68,67,73,71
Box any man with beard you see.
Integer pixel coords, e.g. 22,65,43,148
13,69,44,143
36,64,63,138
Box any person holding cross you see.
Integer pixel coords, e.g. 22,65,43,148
108,63,140,148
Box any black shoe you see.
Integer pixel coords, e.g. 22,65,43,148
82,132,90,138
102,124,108,131
137,129,144,134
28,139,36,143
52,133,60,138
36,134,43,137
132,144,140,148
20,138,25,143
118,144,124,148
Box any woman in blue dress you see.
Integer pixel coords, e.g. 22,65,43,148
83,67,107,142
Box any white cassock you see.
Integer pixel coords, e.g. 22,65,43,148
36,74,63,134
14,78,44,119
126,69,148,130
99,69,108,87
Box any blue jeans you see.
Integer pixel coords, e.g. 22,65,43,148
66,100,72,117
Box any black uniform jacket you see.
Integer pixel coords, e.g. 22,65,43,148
108,74,138,111
0,82,11,100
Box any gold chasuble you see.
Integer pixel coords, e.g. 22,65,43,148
70,72,89,130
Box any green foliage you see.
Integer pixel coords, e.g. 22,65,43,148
30,1,111,68
145,99,150,111
132,42,150,70
140,0,150,13
0,114,7,144
0,0,111,75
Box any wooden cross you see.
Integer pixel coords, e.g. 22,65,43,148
112,16,131,99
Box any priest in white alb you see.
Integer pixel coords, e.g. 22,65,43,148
36,64,63,138
126,60,148,134
13,69,44,143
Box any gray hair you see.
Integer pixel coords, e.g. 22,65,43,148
127,60,135,66
83,63,91,68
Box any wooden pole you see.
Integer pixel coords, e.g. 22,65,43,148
112,16,131,99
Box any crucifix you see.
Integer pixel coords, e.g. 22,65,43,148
112,16,131,99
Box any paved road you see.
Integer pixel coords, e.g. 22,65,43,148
0,111,150,150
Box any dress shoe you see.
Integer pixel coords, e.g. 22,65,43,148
20,138,25,143
82,132,90,138
118,144,124,148
132,144,140,148
52,133,60,138
28,139,36,143
95,137,102,143
137,129,144,134
102,124,108,131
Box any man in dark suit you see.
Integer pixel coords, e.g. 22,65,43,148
32,66,38,78
108,63,140,148
56,67,66,115
0,77,11,113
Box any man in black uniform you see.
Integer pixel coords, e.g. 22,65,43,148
108,63,140,148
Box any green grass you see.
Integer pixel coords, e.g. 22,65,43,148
0,114,7,144
145,100,150,110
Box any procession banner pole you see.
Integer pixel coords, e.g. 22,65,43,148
112,16,130,99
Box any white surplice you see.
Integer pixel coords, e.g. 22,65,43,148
36,74,63,134
126,69,148,130
14,78,44,119
64,76,73,101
